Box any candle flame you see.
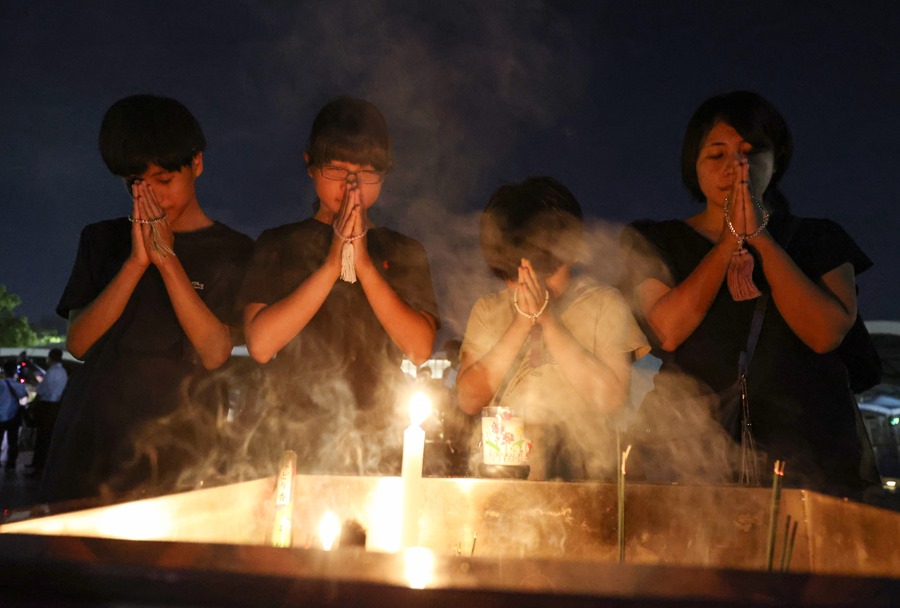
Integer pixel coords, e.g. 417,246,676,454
408,391,431,427
319,511,341,551
403,546,435,589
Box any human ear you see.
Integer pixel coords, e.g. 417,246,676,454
192,152,204,178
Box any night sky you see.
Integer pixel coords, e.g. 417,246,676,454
2,1,898,344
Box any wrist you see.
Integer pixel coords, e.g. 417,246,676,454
155,254,183,276
747,228,775,251
123,257,149,274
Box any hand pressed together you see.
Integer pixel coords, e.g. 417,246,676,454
511,258,551,326
132,180,176,266
720,147,768,245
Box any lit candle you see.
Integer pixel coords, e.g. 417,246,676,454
401,391,430,547
319,511,341,551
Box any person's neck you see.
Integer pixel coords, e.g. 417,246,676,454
313,207,333,225
170,203,213,232
686,205,724,242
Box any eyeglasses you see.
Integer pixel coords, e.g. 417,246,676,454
317,164,385,185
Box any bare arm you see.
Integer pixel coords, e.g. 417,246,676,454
136,183,233,370
156,256,234,369
638,240,734,352
730,159,856,351
520,258,630,412
751,233,856,352
456,313,531,415
243,248,342,363
66,259,146,359
355,259,437,366
540,313,632,414
348,186,436,365
67,200,150,359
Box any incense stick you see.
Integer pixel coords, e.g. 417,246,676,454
784,520,798,572
778,515,792,571
765,459,785,571
470,532,478,557
617,442,632,564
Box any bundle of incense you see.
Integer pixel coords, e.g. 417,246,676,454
765,459,785,571
270,450,298,548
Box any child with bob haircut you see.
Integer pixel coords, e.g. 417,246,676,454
457,176,648,480
42,94,253,503
240,96,439,475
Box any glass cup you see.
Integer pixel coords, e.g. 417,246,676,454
479,406,531,478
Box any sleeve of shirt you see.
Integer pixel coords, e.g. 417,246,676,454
237,229,283,309
56,224,103,320
460,297,495,365
389,236,441,328
592,287,651,361
619,221,676,290
203,230,255,327
806,218,873,279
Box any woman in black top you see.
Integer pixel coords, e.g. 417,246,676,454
624,91,878,497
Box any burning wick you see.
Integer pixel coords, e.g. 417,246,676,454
765,459,786,571
401,391,431,548
617,440,632,565
319,511,341,551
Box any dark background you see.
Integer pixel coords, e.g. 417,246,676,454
2,1,898,344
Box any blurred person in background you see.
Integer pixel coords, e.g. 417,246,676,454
25,348,68,477
1,360,29,472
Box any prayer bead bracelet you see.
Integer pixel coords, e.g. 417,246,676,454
513,287,550,324
128,215,167,224
723,195,769,244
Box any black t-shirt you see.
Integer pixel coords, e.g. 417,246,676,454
238,218,440,474
43,218,253,503
623,214,876,494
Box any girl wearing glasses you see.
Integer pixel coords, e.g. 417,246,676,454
240,96,439,475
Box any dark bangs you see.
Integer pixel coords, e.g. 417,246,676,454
480,177,584,282
99,95,205,178
306,96,392,172
307,136,392,173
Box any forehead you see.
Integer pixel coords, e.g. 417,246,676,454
701,121,743,147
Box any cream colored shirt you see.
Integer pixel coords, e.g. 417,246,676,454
461,276,650,479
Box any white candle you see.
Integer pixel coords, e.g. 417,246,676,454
401,391,430,547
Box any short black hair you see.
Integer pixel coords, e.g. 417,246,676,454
305,96,391,172
681,90,793,202
98,94,206,177
480,176,584,282
47,348,63,363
